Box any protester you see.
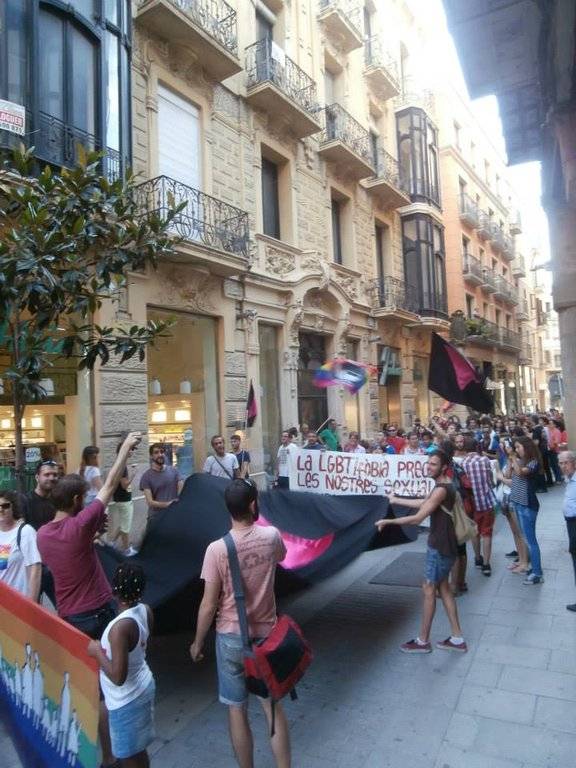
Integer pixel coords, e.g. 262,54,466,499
452,433,467,459
276,430,298,488
344,431,366,454
304,431,323,450
190,480,290,768
88,563,155,768
375,450,467,653
79,446,103,505
502,436,544,584
420,430,435,453
38,432,142,768
230,434,251,479
108,441,138,557
0,490,41,603
401,431,424,455
319,419,340,451
140,443,182,518
203,435,240,479
559,451,576,611
23,460,58,531
462,437,496,576
384,424,406,454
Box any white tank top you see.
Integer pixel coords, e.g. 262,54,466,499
99,603,153,710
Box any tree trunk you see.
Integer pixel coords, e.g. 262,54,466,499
13,388,25,493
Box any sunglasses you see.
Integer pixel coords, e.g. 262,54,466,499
39,460,58,467
0,502,12,510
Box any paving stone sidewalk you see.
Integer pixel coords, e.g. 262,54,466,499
2,486,575,767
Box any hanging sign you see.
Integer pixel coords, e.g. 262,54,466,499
0,100,26,136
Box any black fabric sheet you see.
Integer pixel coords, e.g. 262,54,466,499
98,473,417,608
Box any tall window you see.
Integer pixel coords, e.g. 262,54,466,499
261,157,280,239
331,198,343,265
396,108,441,207
402,213,447,317
375,223,387,281
258,324,281,476
466,295,474,318
462,235,470,256
256,10,274,42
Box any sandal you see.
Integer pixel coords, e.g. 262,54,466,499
511,565,529,573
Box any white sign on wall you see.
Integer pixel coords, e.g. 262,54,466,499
0,100,26,136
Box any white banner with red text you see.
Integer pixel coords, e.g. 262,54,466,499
288,449,435,497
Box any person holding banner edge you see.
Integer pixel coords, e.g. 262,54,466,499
375,449,467,654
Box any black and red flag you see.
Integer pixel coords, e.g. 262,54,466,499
245,379,257,427
428,332,494,413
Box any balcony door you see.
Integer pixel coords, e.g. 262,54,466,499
158,85,201,190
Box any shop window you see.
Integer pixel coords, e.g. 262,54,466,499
258,324,281,477
396,108,441,207
402,213,447,317
147,310,220,467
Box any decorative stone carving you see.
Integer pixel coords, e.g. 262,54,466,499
301,253,329,289
287,299,305,345
223,279,244,300
214,85,241,122
265,245,296,276
158,267,218,313
335,274,359,300
313,315,326,331
283,349,299,370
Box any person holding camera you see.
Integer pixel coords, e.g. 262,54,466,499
501,436,544,585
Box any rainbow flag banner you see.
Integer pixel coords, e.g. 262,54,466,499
313,358,376,395
0,581,99,768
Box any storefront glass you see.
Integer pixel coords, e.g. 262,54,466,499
258,324,281,477
146,310,219,470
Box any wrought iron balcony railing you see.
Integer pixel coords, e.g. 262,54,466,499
371,146,409,192
10,111,126,181
321,104,373,166
460,317,520,348
477,211,492,238
459,192,480,227
137,0,239,56
318,0,363,39
419,290,448,318
364,37,400,86
245,39,320,116
371,276,419,314
462,253,484,282
493,275,518,304
500,326,520,348
134,175,249,258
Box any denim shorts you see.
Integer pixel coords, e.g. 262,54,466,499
216,632,264,707
109,679,155,759
424,547,456,584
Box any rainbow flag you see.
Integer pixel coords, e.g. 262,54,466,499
313,358,376,395
0,581,99,768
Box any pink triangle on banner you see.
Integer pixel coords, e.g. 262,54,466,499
444,344,479,391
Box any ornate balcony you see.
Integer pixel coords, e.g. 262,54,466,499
510,209,522,234
493,276,518,304
459,193,480,228
319,104,374,179
394,83,435,116
489,223,506,253
512,253,526,277
519,334,533,364
23,111,124,181
516,299,530,321
135,0,241,82
480,269,497,294
245,40,322,139
499,326,521,349
371,276,419,317
501,233,514,261
477,211,492,240
363,147,410,207
363,37,400,101
462,254,485,286
317,0,363,54
457,317,520,350
134,175,250,274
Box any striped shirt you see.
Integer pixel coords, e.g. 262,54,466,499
462,454,495,512
510,459,540,509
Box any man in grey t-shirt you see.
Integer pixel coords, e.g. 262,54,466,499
140,443,183,519
203,435,240,479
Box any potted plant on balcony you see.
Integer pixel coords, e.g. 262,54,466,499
465,318,486,337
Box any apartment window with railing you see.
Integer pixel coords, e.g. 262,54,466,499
331,197,343,265
402,213,447,316
396,108,441,207
1,0,131,178
495,309,501,326
462,235,470,256
466,295,474,318
375,222,389,281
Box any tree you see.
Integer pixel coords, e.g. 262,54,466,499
0,147,182,487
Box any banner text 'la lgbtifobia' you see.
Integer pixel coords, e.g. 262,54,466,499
289,450,435,497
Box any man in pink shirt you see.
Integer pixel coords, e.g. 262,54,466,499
190,480,290,768
38,431,141,768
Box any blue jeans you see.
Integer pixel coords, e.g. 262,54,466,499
515,503,542,577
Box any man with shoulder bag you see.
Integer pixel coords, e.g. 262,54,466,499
191,479,310,768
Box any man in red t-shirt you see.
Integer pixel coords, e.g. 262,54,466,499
190,480,289,768
38,431,141,768
385,425,407,454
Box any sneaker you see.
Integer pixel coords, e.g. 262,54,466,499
523,574,544,585
505,550,518,559
474,556,484,568
566,604,576,613
436,637,468,653
124,546,138,557
400,639,432,654
481,564,492,577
